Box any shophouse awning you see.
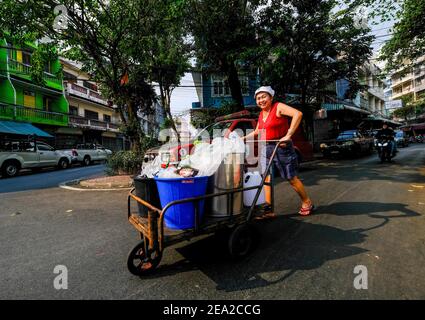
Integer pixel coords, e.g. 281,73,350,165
321,103,371,115
0,120,53,138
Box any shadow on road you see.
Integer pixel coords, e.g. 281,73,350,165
143,218,367,291
137,200,420,293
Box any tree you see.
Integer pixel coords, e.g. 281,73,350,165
379,0,425,70
393,94,425,121
256,0,373,111
0,0,189,153
148,0,191,143
187,0,260,110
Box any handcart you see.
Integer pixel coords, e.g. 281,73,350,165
126,142,282,275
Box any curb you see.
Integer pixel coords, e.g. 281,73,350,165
59,179,133,191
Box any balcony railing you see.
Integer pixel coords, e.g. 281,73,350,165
66,82,108,105
69,115,119,132
8,59,63,88
90,119,108,129
0,103,68,126
391,73,413,87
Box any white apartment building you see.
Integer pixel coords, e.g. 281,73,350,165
391,56,425,101
361,61,387,116
59,58,125,151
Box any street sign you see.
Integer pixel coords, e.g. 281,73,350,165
385,100,402,110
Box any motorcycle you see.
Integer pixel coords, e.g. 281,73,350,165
416,135,424,143
376,135,395,163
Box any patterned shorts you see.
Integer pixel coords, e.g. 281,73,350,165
260,141,299,180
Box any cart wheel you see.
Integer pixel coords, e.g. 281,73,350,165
127,240,162,276
228,224,253,259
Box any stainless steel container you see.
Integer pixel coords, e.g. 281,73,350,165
206,153,244,217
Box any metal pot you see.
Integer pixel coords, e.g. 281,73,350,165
206,153,244,217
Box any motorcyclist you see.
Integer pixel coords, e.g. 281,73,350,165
375,122,396,156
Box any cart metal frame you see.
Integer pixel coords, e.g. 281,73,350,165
126,142,282,275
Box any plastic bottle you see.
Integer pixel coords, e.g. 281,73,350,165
243,171,266,206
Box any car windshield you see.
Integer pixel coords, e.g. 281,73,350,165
194,121,233,140
336,131,356,140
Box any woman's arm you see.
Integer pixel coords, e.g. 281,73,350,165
242,122,260,142
277,102,303,141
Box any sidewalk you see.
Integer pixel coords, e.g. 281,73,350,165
76,175,133,189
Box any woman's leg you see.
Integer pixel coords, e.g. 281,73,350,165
288,176,312,207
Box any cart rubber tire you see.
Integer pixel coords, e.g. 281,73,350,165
127,240,162,276
228,224,253,259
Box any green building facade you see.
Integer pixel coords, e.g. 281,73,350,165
0,35,69,128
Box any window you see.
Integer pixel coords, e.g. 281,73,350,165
69,106,79,116
22,51,31,66
44,61,51,74
103,115,111,123
23,90,36,108
211,76,250,97
43,96,53,112
212,77,229,97
37,143,54,151
83,80,97,92
85,110,98,120
7,44,15,60
240,77,249,96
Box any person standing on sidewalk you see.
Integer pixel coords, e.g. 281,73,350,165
243,86,315,218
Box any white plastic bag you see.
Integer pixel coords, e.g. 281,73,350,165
140,155,162,178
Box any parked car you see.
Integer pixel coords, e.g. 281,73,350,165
320,130,374,158
62,143,112,166
0,140,72,178
144,110,314,167
394,130,409,147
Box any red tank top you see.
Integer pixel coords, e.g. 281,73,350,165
258,102,290,140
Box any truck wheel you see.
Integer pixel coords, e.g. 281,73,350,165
58,158,69,170
1,160,20,178
83,156,91,166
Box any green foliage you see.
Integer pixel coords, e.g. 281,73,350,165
256,0,373,111
190,101,239,129
105,150,144,175
187,0,260,109
393,97,425,120
160,118,173,130
380,0,425,70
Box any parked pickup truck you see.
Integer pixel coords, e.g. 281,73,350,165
145,110,314,166
0,140,72,178
62,143,112,166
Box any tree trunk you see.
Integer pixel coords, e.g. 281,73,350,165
159,84,180,143
126,99,143,153
225,60,244,111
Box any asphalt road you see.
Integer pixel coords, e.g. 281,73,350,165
0,144,424,299
0,164,106,193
